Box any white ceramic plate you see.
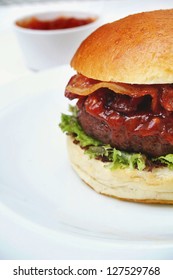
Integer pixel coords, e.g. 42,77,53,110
0,66,173,260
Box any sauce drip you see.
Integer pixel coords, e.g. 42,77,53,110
65,87,173,147
83,89,173,143
75,90,173,157
16,16,96,30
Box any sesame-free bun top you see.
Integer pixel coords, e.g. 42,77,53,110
71,9,173,84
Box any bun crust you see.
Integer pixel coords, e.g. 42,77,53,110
67,136,173,204
71,9,173,84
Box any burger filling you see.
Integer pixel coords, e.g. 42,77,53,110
60,74,173,170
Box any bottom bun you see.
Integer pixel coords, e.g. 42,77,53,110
67,136,173,204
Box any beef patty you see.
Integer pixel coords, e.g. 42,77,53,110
75,89,173,157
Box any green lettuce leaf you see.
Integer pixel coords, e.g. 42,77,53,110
153,154,173,169
59,110,101,147
59,106,173,171
86,145,146,171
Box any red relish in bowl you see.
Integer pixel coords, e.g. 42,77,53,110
16,16,96,30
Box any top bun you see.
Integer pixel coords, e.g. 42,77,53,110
71,9,173,84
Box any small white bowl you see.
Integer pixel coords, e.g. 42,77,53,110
14,11,102,71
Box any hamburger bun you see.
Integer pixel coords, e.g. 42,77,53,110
71,9,173,84
61,9,173,204
67,136,173,204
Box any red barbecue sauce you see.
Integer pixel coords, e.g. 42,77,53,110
83,89,173,144
16,16,96,30
65,75,173,145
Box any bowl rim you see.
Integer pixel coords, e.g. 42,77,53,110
14,10,101,35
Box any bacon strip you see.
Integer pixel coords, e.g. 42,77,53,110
65,74,160,112
160,86,173,111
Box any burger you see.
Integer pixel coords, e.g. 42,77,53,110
60,9,173,204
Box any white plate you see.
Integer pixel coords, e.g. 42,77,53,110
0,66,173,260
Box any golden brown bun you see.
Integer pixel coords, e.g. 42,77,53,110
67,136,173,204
71,9,173,84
